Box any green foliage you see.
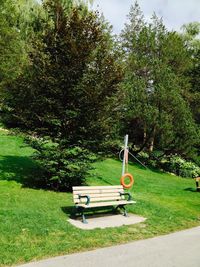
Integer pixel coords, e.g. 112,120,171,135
181,22,200,52
1,0,200,190
162,155,200,178
193,155,200,166
1,0,122,190
28,138,96,191
120,3,198,156
2,1,122,149
136,151,200,177
19,1,48,46
180,22,200,154
0,0,27,88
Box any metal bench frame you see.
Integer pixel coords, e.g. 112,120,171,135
72,185,136,223
194,177,200,192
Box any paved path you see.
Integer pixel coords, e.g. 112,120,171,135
18,226,200,267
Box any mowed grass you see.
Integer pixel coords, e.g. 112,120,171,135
0,129,200,266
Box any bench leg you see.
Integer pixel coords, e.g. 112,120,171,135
120,205,128,217
74,207,88,223
116,205,128,217
123,206,128,217
81,211,88,224
112,206,119,214
71,207,78,219
78,207,87,224
196,181,200,192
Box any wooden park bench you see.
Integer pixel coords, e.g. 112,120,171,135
194,177,200,192
72,185,136,223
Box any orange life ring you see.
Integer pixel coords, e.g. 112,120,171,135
120,173,134,189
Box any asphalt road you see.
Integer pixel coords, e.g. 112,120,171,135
18,226,200,267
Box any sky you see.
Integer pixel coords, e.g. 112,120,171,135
92,0,200,34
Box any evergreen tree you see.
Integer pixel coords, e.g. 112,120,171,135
121,2,198,156
181,22,200,125
0,0,27,89
2,0,122,149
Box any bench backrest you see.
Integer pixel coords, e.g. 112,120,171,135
72,185,125,204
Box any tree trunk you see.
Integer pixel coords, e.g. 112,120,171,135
148,126,156,153
143,123,147,144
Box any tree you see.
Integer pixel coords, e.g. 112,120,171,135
2,0,122,149
2,0,123,190
180,22,200,160
120,2,198,156
181,22,200,125
0,0,27,89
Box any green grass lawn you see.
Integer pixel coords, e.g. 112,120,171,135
0,129,200,266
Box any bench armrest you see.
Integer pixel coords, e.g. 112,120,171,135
120,192,132,201
78,194,90,205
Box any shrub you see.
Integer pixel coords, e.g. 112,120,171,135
136,151,161,168
162,155,200,178
137,151,149,161
28,138,96,191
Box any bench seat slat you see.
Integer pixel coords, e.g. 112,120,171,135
74,192,123,199
73,186,123,190
73,189,124,194
76,200,136,208
74,196,124,203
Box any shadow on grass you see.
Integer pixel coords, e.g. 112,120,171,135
61,206,119,219
184,187,199,193
128,159,159,173
61,206,74,217
0,155,42,188
90,174,113,186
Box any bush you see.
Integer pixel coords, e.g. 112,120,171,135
136,151,160,168
28,138,96,191
162,155,200,178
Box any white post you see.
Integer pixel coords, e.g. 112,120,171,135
122,134,128,176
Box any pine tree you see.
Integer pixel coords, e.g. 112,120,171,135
181,22,200,125
0,0,27,88
121,2,198,156
2,0,122,149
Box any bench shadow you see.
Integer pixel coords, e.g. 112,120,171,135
61,206,74,216
61,206,120,219
184,187,199,193
0,155,42,188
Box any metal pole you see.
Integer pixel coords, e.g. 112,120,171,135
122,134,128,176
